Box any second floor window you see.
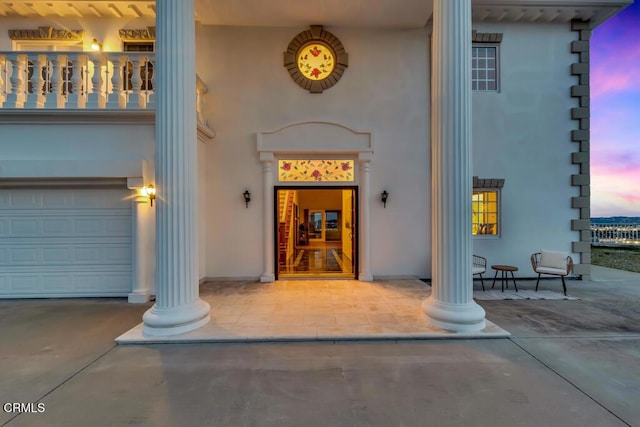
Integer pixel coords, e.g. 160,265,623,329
472,46,498,91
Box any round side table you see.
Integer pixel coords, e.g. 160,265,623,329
491,265,519,292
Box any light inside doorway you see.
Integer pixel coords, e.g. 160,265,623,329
277,188,356,279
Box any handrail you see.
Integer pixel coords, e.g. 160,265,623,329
0,51,207,117
591,223,640,245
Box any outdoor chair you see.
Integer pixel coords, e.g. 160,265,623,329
531,250,574,296
473,255,487,291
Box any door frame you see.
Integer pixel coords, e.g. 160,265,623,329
273,185,359,280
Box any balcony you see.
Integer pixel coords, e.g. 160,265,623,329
0,51,210,126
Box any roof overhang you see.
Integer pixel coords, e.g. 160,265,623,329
0,0,632,29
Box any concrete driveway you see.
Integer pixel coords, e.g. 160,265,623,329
1,265,638,426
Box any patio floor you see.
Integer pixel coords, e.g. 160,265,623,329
116,279,509,343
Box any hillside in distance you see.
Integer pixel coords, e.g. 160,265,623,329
591,217,640,224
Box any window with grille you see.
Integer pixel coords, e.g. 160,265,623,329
472,190,500,236
472,46,498,92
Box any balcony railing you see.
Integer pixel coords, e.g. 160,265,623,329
591,223,640,246
0,51,208,121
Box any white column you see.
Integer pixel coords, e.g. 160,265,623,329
358,155,373,282
260,152,275,282
129,195,151,303
422,0,486,332
142,0,210,335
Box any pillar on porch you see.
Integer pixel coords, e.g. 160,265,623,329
358,155,373,282
260,153,275,282
142,0,211,336
422,0,486,332
129,194,151,303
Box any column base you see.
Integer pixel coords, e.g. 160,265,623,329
128,290,151,304
142,299,211,336
260,273,275,283
422,296,486,332
359,274,373,282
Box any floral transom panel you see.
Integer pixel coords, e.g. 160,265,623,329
278,160,355,182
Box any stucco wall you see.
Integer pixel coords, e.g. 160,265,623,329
0,18,581,281
471,21,580,274
196,25,432,279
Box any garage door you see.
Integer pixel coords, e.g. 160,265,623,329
0,188,132,298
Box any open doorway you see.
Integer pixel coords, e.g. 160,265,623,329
275,187,357,279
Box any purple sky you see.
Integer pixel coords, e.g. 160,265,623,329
591,1,640,217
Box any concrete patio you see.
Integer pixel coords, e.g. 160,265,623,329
1,265,639,426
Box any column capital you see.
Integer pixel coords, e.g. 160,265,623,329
260,151,275,162
358,152,373,163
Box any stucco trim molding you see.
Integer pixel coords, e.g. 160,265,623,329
0,160,145,180
8,27,84,41
257,121,374,282
569,20,592,280
257,121,373,154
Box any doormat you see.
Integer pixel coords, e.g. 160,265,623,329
473,290,579,300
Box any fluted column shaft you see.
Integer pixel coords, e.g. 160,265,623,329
143,0,210,335
260,153,275,282
422,0,485,332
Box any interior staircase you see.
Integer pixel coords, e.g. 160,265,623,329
278,191,294,266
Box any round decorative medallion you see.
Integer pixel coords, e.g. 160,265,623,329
284,26,349,93
297,42,335,81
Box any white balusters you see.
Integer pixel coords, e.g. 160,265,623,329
24,54,46,108
65,54,86,109
196,75,207,124
4,53,27,108
0,54,6,105
86,53,105,108
147,56,156,109
107,54,126,109
0,51,210,112
127,55,145,109
45,54,65,108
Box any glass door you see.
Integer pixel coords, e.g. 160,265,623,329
275,187,357,279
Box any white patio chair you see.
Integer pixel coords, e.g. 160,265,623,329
531,250,574,296
473,255,487,291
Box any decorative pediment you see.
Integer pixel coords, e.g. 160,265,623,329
9,27,84,41
119,27,156,41
473,176,505,189
471,31,503,44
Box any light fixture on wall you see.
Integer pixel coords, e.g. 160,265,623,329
90,38,102,51
243,190,251,208
381,190,389,208
143,185,156,207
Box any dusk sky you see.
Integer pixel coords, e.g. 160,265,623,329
591,1,640,217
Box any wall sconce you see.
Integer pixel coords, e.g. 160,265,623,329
90,38,102,51
381,190,389,208
142,185,156,207
243,190,251,208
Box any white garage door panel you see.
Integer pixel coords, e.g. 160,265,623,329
0,188,132,298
